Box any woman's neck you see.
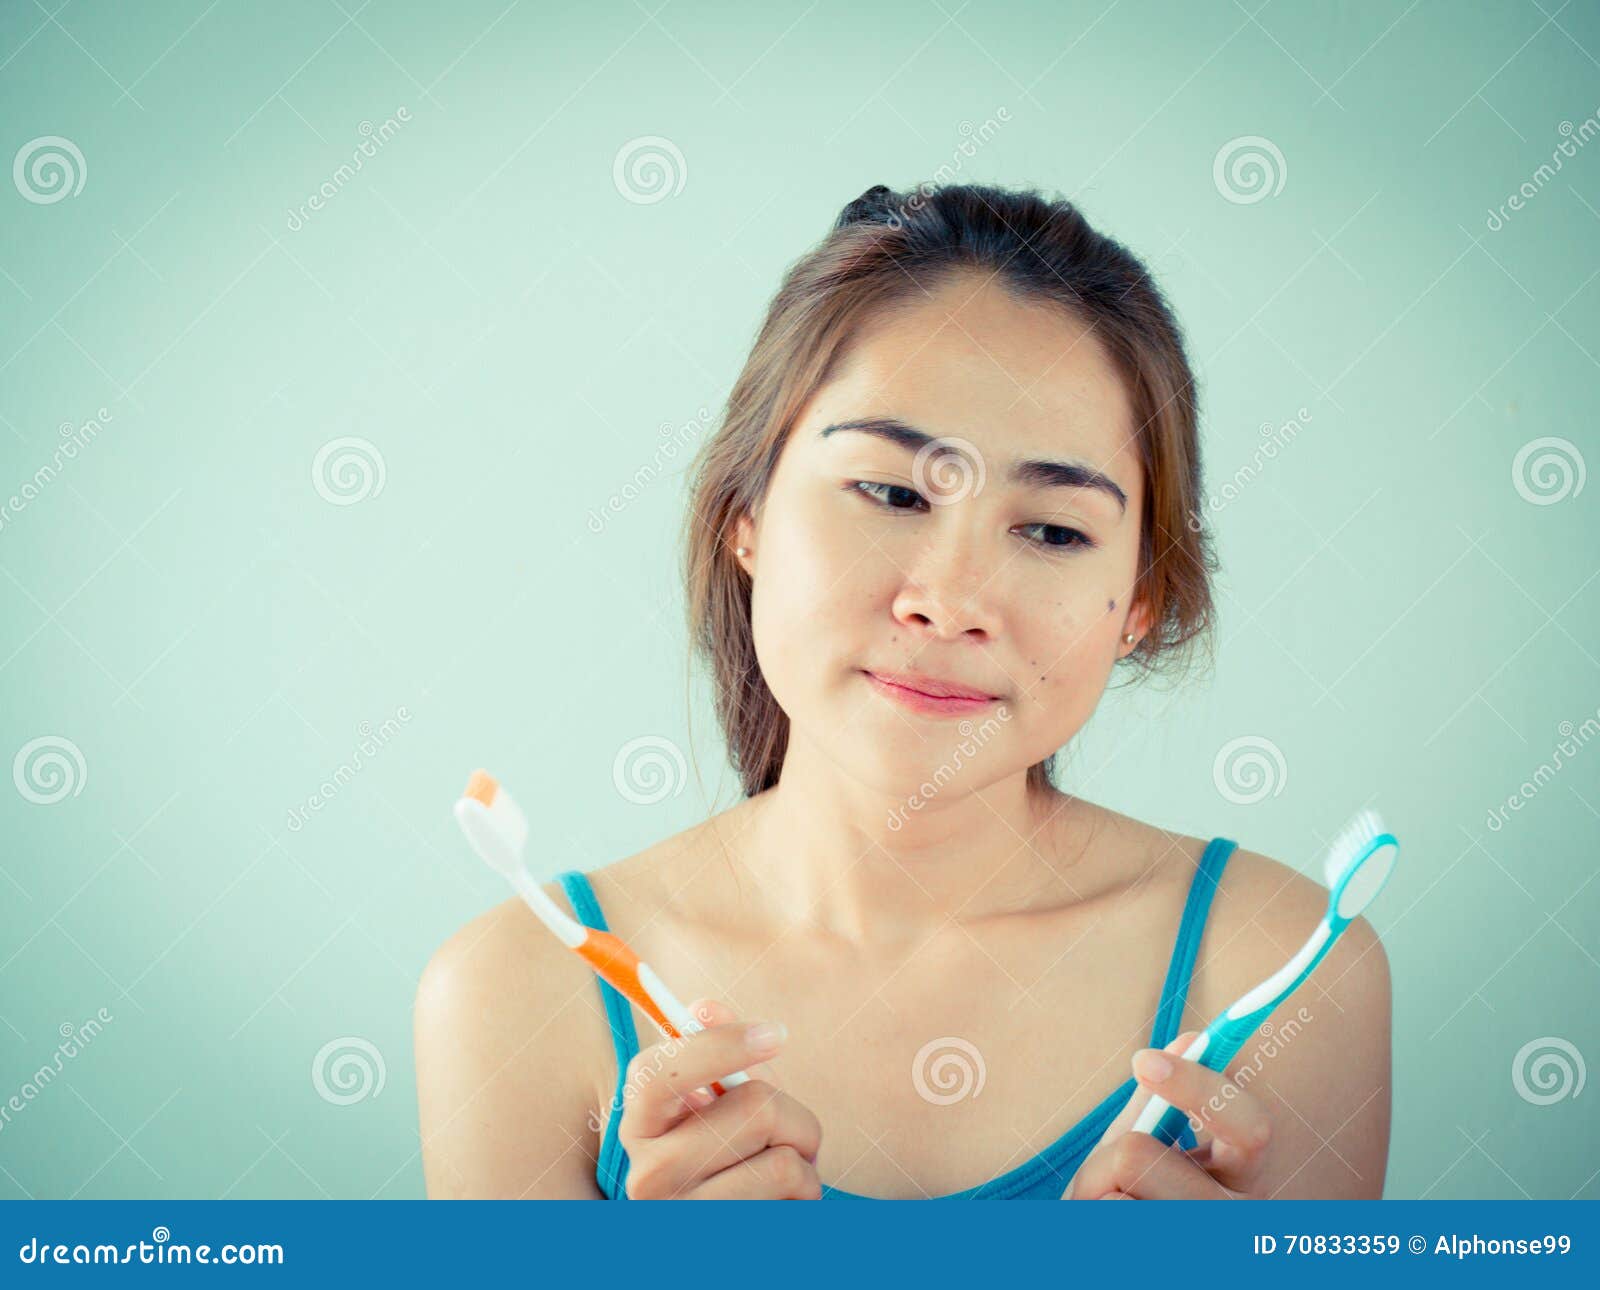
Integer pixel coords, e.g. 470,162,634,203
727,729,1095,952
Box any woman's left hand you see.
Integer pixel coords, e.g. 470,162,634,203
1060,1030,1274,1199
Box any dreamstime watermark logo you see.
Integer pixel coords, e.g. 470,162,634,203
887,707,1013,831
311,1036,386,1105
612,735,688,805
1198,1008,1313,1123
0,407,112,537
13,735,87,805
285,707,412,832
1485,108,1600,231
585,406,716,534
883,109,1012,228
1187,408,1310,531
1212,735,1287,805
1485,707,1599,832
1511,1035,1585,1106
285,108,412,231
911,437,986,505
612,135,687,205
911,1036,986,1105
0,1009,113,1135
1511,436,1585,505
12,135,87,204
1212,135,1287,205
311,435,386,505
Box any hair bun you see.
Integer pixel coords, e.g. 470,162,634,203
834,183,899,230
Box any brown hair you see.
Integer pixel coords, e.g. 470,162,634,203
682,182,1218,801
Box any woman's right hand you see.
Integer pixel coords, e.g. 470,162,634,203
616,998,823,1199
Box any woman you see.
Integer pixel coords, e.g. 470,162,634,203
414,182,1392,1200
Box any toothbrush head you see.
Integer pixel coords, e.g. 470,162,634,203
453,769,529,879
1322,808,1399,921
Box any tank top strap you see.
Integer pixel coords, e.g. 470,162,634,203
554,869,640,1198
1147,837,1237,1049
553,869,643,1073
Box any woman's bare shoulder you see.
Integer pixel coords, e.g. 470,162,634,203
411,801,735,1200
413,883,621,1199
1177,831,1394,1198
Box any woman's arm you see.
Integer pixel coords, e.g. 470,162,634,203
414,890,609,1199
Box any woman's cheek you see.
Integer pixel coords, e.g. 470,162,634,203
1017,601,1117,731
749,510,857,687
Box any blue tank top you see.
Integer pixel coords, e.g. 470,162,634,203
555,835,1236,1200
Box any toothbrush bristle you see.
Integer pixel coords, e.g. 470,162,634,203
462,768,498,807
1322,808,1386,886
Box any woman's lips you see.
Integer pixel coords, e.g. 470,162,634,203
862,670,1000,717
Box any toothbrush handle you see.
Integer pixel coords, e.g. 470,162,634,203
1134,1014,1262,1146
572,932,751,1094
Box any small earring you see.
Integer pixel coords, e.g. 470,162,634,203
735,546,750,558
1122,633,1135,644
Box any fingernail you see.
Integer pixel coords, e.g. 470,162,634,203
745,1020,787,1054
1134,1049,1173,1082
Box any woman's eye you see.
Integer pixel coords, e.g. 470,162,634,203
853,480,927,511
1017,522,1095,552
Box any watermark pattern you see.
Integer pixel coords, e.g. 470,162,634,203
1187,408,1310,530
887,707,1014,831
911,1036,986,1105
311,436,387,506
285,108,412,231
911,436,986,505
13,735,87,805
1212,735,1287,805
1511,436,1585,505
1212,135,1287,205
0,1010,114,1135
0,408,112,536
1485,708,1599,832
588,1028,694,1135
585,406,716,534
612,734,688,805
311,1036,386,1105
884,109,1011,228
612,135,687,205
285,707,412,832
12,135,87,204
1198,1008,1313,1125
1485,108,1600,231
1511,1035,1585,1105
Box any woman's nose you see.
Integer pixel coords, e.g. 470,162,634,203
889,550,1002,642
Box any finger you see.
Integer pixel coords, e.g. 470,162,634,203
621,1012,788,1140
1060,1030,1200,1199
631,1079,824,1197
687,1144,822,1200
1129,1034,1271,1168
1081,1128,1237,1200
679,999,736,1109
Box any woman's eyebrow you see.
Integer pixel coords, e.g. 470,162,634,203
818,417,1127,514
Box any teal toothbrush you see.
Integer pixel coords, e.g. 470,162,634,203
1133,809,1399,1146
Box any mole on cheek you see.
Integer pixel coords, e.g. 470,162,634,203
1107,598,1116,613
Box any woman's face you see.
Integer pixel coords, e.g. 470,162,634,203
733,272,1152,798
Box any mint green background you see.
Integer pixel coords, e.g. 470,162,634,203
2,1,1597,1201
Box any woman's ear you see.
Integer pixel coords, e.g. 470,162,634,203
1121,596,1156,655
